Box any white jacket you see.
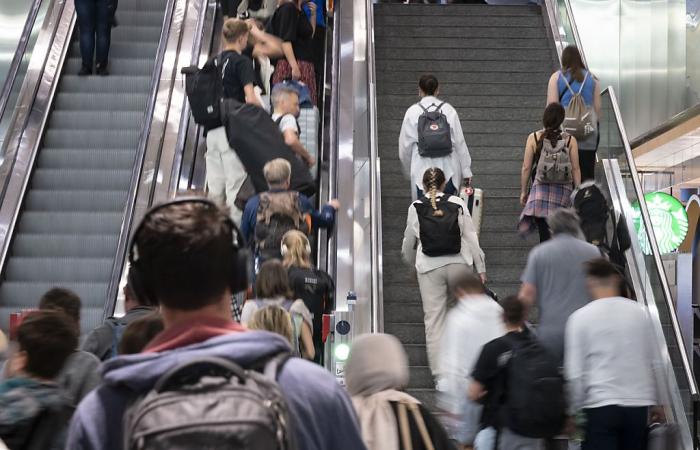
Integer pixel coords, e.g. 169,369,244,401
401,193,486,274
398,96,472,192
438,295,505,413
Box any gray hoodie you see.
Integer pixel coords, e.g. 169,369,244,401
66,329,367,450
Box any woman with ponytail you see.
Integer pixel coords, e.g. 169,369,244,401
282,230,334,364
519,103,581,242
401,167,486,383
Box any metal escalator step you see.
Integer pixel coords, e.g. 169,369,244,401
374,14,543,28
111,25,163,42
38,148,136,170
376,47,551,62
13,234,119,258
43,129,140,148
375,4,541,16
112,11,167,27
69,42,159,59
54,92,149,112
18,212,123,234
59,76,152,94
116,0,168,10
24,190,127,212
5,257,114,283
63,57,155,77
374,25,546,39
0,283,108,308
31,169,132,190
50,111,143,130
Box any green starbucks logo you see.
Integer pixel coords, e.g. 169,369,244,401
631,192,688,255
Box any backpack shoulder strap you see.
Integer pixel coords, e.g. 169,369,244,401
262,351,292,381
397,402,413,450
417,102,428,113
406,403,436,450
435,101,447,111
577,71,589,94
561,71,576,96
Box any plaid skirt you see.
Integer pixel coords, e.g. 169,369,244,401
272,59,317,107
518,181,573,235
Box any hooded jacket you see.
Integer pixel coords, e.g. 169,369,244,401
438,295,505,412
65,327,367,450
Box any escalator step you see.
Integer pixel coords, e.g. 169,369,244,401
0,283,108,308
5,257,114,283
18,212,123,234
24,190,127,212
69,42,159,59
59,76,152,94
38,149,136,170
109,11,166,27
63,57,155,77
54,92,149,112
111,25,163,42
31,169,132,190
43,129,140,148
13,234,119,257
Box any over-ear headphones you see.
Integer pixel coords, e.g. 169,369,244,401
128,197,251,306
280,230,311,257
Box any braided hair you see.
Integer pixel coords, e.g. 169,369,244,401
542,103,565,147
422,168,446,217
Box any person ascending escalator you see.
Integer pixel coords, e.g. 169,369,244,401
75,0,113,75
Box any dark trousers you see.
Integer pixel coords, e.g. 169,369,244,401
579,150,597,182
311,26,327,105
534,217,551,242
583,405,648,450
75,0,112,68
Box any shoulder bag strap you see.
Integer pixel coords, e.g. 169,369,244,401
435,101,446,111
397,402,413,450
407,403,436,450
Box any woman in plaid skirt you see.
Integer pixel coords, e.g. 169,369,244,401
518,104,581,242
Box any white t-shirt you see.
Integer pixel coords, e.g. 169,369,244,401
271,113,299,136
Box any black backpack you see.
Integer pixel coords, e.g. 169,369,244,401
502,333,567,439
417,102,452,158
181,56,224,130
124,354,297,450
573,182,609,244
414,196,461,257
221,99,316,197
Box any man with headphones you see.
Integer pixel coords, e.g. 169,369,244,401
65,198,366,450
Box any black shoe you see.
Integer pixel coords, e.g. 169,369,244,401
78,65,92,76
96,64,109,76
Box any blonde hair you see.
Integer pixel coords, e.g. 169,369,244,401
263,158,292,188
248,305,294,345
222,18,250,44
421,167,446,217
281,230,312,269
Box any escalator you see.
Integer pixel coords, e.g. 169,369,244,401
375,2,552,409
0,0,169,332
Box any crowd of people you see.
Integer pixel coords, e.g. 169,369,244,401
0,1,669,446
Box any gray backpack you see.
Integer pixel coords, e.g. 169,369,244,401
417,102,452,157
123,354,296,450
560,71,597,140
534,132,573,185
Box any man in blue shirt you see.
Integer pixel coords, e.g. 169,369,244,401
242,158,338,260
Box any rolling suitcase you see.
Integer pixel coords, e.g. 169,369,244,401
460,185,483,236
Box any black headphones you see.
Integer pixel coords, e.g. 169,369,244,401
128,197,251,306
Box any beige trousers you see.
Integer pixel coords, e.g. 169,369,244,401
205,126,245,225
416,262,471,377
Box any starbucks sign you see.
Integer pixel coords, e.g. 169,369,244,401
631,192,689,255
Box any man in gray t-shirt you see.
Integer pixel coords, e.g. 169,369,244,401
519,209,600,363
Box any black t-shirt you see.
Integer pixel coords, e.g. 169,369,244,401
287,266,334,342
219,50,256,102
471,330,531,428
242,45,266,93
269,2,315,62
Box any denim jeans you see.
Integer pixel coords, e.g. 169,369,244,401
74,0,112,68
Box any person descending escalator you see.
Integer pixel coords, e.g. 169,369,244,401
399,75,473,201
546,46,601,181
401,167,486,385
75,0,113,75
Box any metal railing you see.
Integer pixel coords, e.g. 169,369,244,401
0,0,46,127
103,0,185,318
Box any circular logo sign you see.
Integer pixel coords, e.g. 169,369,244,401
429,124,439,131
631,192,688,255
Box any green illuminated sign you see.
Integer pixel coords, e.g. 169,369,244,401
631,192,688,255
334,343,351,361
